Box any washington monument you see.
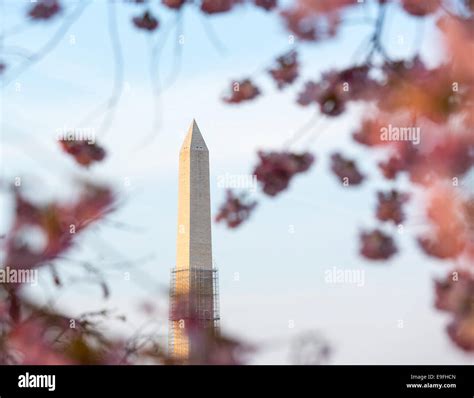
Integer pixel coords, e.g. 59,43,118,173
169,120,220,362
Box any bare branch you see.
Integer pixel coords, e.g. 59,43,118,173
77,0,125,139
2,0,89,86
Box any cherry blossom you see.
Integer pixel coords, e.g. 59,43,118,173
435,270,474,351
360,229,397,260
4,184,114,272
215,190,257,228
330,153,365,185
376,190,410,224
401,0,440,17
254,151,314,196
223,79,261,104
132,11,159,32
201,0,238,14
162,0,187,10
59,139,106,167
28,0,61,21
268,51,299,89
254,0,277,11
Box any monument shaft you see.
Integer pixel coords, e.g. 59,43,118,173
169,120,219,362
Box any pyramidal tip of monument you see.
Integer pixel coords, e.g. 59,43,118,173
181,119,208,152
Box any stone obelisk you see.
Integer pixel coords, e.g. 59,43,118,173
169,120,219,362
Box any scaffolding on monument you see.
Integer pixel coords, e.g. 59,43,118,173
168,268,220,355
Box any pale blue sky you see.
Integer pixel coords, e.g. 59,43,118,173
1,0,473,364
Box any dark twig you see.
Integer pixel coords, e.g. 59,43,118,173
135,11,184,148
366,3,390,64
283,111,321,148
2,1,89,86
198,12,227,55
77,0,124,138
160,10,185,92
0,45,34,61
